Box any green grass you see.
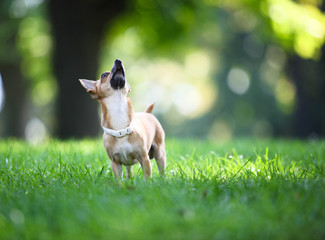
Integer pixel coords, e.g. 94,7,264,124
0,138,325,239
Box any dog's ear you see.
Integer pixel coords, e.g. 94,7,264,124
79,79,96,92
79,79,98,98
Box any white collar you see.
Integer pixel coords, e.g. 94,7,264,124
102,121,133,138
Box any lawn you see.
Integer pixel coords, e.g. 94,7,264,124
0,138,325,239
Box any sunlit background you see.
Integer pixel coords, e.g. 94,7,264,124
1,0,325,143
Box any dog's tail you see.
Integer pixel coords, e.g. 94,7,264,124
145,103,155,113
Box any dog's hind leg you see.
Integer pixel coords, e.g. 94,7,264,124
126,166,133,179
154,147,166,177
138,152,152,179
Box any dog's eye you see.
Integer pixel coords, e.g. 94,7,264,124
101,73,108,78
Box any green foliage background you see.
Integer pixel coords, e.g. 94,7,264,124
1,0,325,140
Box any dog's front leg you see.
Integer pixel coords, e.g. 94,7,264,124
139,153,152,179
111,161,123,178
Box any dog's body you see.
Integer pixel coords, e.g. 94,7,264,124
80,59,166,179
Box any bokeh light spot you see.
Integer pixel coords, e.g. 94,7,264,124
30,35,51,57
306,18,325,39
253,120,273,138
265,45,286,70
32,79,57,106
25,118,47,144
209,120,233,142
185,51,210,78
227,67,250,95
9,209,25,225
275,78,296,114
172,83,201,117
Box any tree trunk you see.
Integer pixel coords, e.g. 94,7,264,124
48,0,126,138
0,1,28,138
288,50,325,138
0,63,28,138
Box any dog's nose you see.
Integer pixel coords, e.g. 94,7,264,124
114,59,123,70
115,59,122,66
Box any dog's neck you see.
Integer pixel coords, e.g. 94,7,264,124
100,91,134,130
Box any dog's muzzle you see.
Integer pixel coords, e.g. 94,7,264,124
110,59,126,90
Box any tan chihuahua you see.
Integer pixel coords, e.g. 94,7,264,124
79,59,166,179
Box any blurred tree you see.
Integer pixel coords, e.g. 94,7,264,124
288,1,325,137
0,0,29,137
1,0,324,139
48,0,127,138
108,0,325,138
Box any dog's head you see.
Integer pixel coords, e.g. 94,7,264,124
79,59,131,99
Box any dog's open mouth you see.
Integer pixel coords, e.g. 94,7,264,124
111,59,126,90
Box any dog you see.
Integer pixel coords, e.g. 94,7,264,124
79,59,166,179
